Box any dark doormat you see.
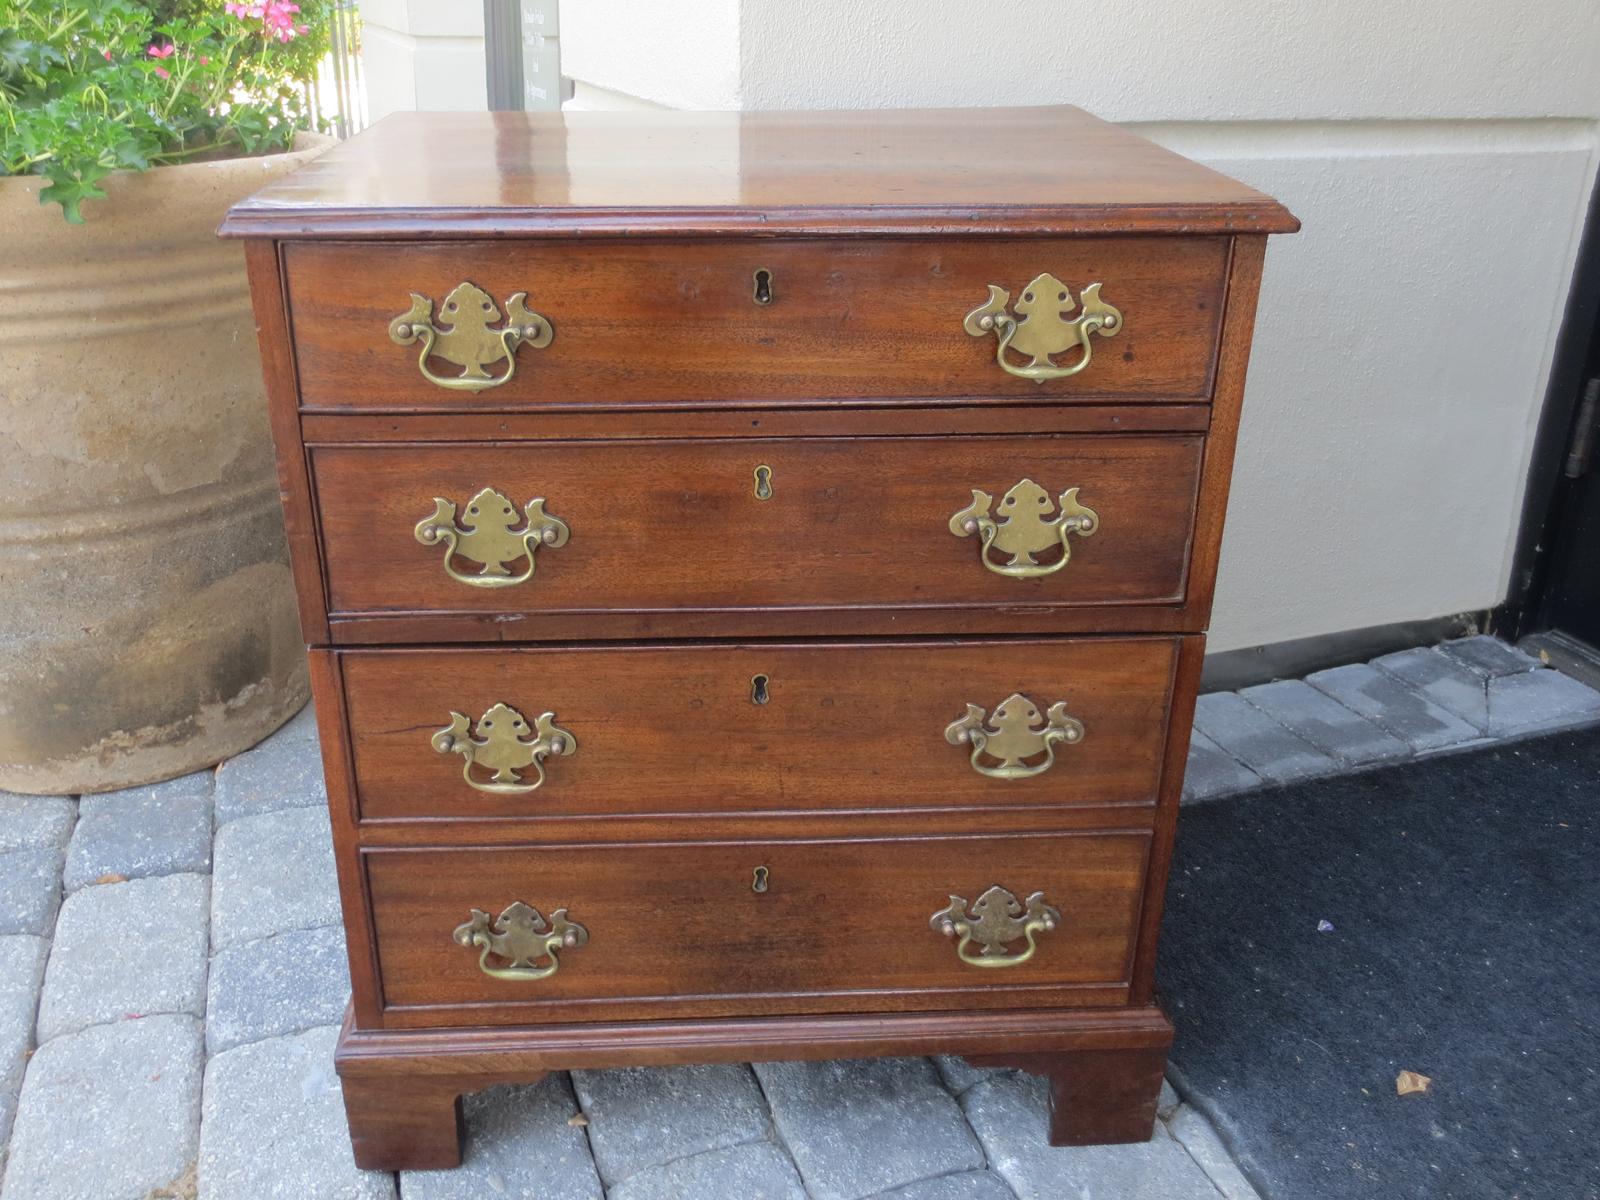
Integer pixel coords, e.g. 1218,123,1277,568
1158,725,1600,1200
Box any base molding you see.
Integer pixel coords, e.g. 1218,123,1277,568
335,1004,1174,1170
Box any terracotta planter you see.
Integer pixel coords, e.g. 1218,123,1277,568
0,133,332,794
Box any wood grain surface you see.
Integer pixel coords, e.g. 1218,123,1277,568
338,638,1179,820
284,237,1228,408
221,108,1297,240
334,1005,1175,1168
311,434,1203,622
364,830,1149,1025
298,403,1211,444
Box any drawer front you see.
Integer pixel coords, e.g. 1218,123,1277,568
365,831,1148,1024
284,237,1228,409
312,435,1203,619
339,638,1178,820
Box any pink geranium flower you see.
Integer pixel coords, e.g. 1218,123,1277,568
226,0,303,41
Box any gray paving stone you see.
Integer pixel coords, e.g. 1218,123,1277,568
63,781,212,892
1167,1107,1261,1199
571,1063,770,1185
213,703,326,826
961,1071,1225,1200
207,923,351,1056
1373,647,1600,738
1437,634,1541,679
400,1077,603,1200
1486,666,1600,736
1306,663,1482,753
1192,692,1338,786
931,1054,1007,1095
0,794,74,854
0,936,48,1147
607,1140,806,1200
272,701,320,743
199,1024,394,1200
1371,646,1492,730
1239,679,1409,767
211,806,340,951
0,847,64,936
0,1013,202,1200
755,1057,985,1200
91,769,212,805
1181,729,1263,803
35,873,209,1042
871,1170,1017,1200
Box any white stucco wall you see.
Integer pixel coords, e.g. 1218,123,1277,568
735,2,1600,121
378,1,1600,653
1146,121,1594,650
561,0,739,110
359,0,486,121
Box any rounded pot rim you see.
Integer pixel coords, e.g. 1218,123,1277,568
0,128,336,205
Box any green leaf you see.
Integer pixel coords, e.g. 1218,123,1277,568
38,164,111,223
0,35,65,84
110,133,149,170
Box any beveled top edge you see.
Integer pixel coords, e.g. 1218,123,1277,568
220,107,1299,239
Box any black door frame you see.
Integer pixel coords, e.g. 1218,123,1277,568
1495,169,1600,646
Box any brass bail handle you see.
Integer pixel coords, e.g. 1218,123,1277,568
949,479,1098,580
415,487,570,588
930,886,1061,968
454,902,588,981
945,693,1084,780
432,702,576,795
963,275,1121,382
390,280,554,392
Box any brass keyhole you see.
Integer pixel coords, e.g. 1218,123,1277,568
752,865,770,893
753,465,773,501
751,674,770,705
753,268,774,305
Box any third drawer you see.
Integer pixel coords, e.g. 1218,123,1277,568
335,636,1184,821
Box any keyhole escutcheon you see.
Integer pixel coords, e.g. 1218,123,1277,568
752,866,770,893
750,673,770,704
753,465,773,501
753,268,774,305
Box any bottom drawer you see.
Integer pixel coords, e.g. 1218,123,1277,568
365,830,1150,1027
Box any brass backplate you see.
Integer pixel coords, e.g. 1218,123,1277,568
389,281,553,391
415,487,570,587
930,885,1060,968
945,693,1084,779
454,901,588,981
949,480,1098,578
963,275,1121,382
432,702,576,794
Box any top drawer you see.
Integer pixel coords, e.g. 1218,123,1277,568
283,237,1230,410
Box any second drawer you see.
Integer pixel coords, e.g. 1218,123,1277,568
310,434,1204,622
337,637,1182,821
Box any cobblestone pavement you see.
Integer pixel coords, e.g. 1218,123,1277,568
1,636,1596,1200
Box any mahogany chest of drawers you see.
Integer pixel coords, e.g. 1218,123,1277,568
224,106,1296,1170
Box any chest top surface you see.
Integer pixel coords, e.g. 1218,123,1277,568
220,106,1296,240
